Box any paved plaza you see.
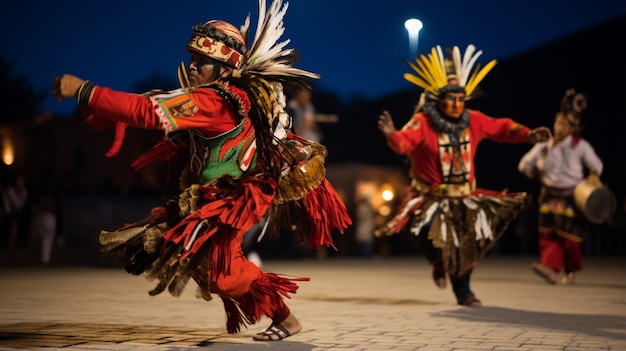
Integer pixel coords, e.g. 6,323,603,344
0,255,625,350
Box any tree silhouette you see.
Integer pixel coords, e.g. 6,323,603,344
0,57,45,122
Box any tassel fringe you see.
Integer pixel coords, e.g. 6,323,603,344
222,272,309,334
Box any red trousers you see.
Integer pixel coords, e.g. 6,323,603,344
538,229,583,273
209,232,291,326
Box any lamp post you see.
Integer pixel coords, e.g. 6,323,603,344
404,18,423,58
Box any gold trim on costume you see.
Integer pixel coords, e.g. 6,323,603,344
555,230,583,242
412,178,475,197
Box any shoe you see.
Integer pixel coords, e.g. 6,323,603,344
561,272,575,285
459,296,482,307
531,263,557,284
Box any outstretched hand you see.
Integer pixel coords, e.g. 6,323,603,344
52,74,86,102
378,110,397,137
528,126,551,144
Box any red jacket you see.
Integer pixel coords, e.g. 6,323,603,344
387,109,531,187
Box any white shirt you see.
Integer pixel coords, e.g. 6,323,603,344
518,135,603,189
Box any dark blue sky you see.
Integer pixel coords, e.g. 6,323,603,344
3,0,625,116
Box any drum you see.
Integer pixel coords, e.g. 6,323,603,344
573,179,616,224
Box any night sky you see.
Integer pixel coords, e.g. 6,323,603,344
2,0,625,115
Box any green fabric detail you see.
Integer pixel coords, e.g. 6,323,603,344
196,118,257,184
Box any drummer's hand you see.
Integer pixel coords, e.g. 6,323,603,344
587,172,602,186
523,170,536,179
528,126,551,143
52,74,85,102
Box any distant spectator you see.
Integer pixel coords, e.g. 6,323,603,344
5,172,29,249
286,86,338,143
355,194,375,258
29,174,62,265
1,185,9,247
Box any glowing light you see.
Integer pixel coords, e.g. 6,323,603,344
2,137,14,166
378,205,392,217
404,18,423,32
404,18,423,57
382,189,394,201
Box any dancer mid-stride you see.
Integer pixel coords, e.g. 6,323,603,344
377,45,550,306
52,0,351,341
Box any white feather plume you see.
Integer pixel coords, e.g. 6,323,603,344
239,0,318,80
448,44,484,88
451,46,462,82
459,45,483,87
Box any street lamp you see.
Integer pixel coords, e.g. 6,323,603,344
404,18,423,58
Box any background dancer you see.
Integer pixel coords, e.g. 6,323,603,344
518,89,604,285
377,45,550,306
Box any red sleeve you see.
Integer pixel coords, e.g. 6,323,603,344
470,110,531,144
86,87,162,130
387,113,426,154
85,86,238,137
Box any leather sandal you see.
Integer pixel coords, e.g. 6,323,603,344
253,322,292,341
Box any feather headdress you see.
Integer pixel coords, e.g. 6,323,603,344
404,44,497,99
231,0,350,248
237,0,319,84
176,0,321,178
222,0,318,177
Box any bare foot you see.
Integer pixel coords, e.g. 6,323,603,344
252,313,302,341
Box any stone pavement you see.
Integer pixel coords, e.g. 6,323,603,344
0,256,625,351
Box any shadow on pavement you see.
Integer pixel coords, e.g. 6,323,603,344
301,294,441,305
0,322,316,350
433,306,626,341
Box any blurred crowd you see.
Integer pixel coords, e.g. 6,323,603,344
1,169,63,265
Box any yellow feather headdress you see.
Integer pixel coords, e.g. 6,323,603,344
404,44,497,99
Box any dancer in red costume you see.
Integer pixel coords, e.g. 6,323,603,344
377,45,550,306
52,0,350,341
